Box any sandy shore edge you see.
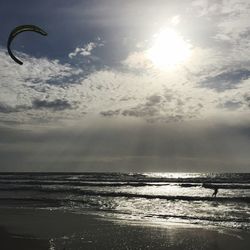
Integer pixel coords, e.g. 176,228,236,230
0,208,249,250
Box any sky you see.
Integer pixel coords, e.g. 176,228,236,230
0,0,250,172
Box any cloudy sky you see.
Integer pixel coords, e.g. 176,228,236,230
0,0,250,172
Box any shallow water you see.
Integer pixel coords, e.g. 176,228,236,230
0,172,249,230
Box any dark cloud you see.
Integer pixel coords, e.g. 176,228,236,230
32,99,73,111
121,94,162,119
244,95,250,107
200,69,250,92
120,93,203,122
100,110,120,117
122,106,158,119
25,74,85,88
121,107,185,123
0,103,29,113
146,95,161,105
218,94,250,110
218,100,243,110
44,75,83,87
0,98,74,114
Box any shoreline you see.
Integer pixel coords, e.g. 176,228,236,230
0,207,249,250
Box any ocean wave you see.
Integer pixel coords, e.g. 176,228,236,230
0,173,249,184
147,213,250,223
0,187,249,203
180,183,250,189
0,180,161,187
0,179,249,190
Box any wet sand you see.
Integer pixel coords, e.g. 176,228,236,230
0,208,249,250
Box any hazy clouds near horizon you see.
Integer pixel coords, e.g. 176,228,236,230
0,117,249,172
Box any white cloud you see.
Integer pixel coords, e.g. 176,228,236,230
0,49,83,124
170,15,180,25
1,41,250,128
1,0,250,127
122,51,152,70
68,41,104,59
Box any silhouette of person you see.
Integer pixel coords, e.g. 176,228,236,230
212,187,218,197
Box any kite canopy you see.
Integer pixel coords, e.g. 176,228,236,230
7,25,48,65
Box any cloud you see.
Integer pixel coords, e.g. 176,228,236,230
146,95,161,105
32,99,73,111
200,69,250,92
100,109,120,117
0,103,29,113
0,49,82,90
121,94,162,120
0,0,250,128
0,41,249,127
218,100,243,110
244,95,250,107
171,15,181,25
68,42,103,59
122,51,152,70
0,48,86,124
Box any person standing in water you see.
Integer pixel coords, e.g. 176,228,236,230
212,187,218,197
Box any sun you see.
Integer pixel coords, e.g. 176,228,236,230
147,28,191,69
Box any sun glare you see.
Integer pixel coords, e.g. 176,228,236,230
147,28,191,69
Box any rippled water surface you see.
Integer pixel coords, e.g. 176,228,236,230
0,172,249,230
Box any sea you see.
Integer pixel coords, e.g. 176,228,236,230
0,172,249,231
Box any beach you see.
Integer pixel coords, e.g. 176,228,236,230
0,172,249,249
0,207,249,250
